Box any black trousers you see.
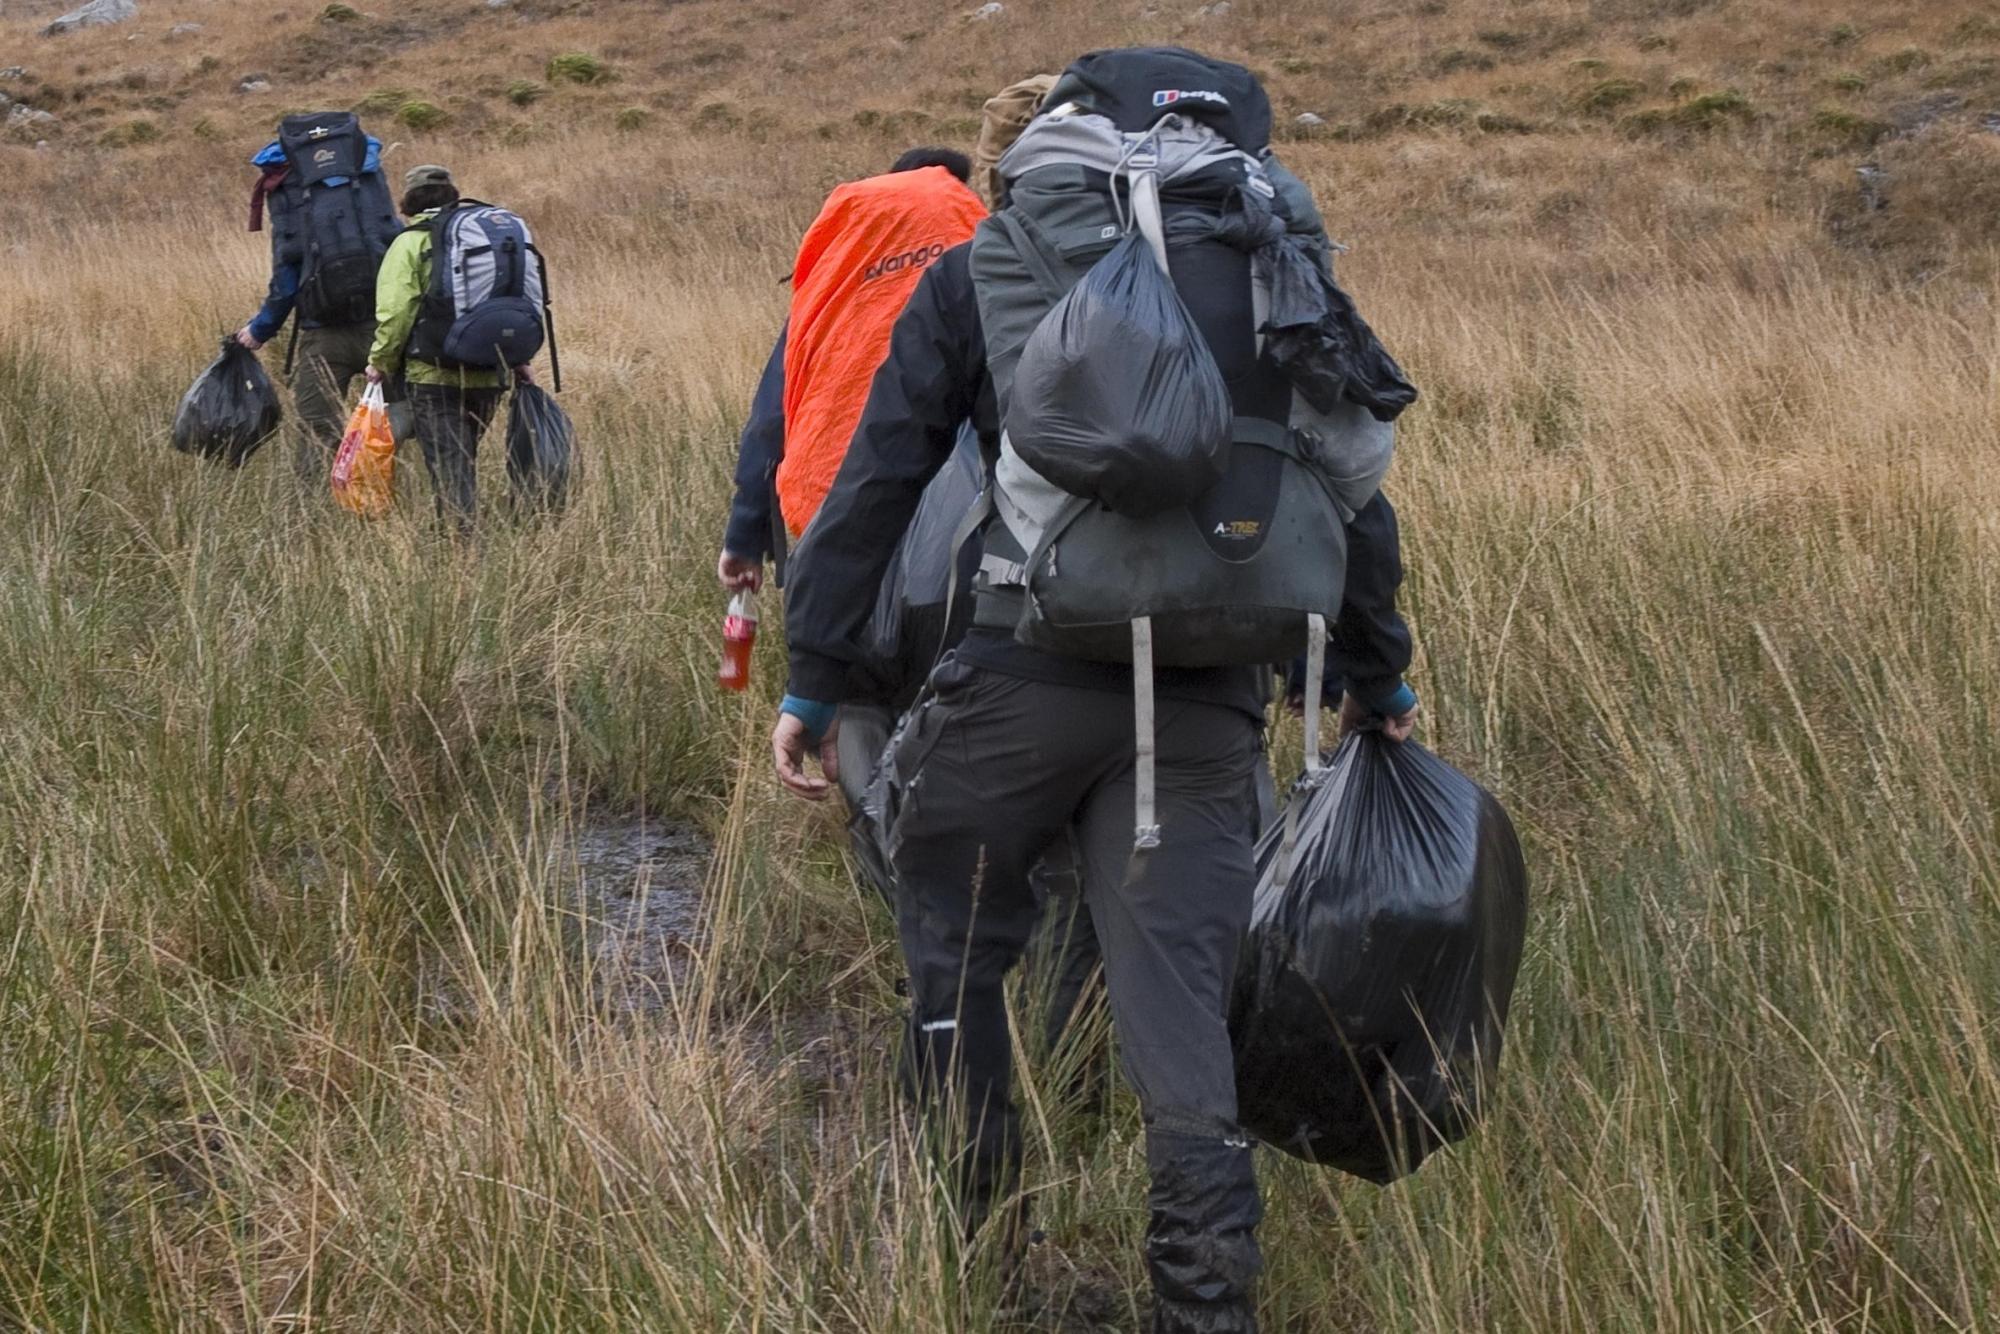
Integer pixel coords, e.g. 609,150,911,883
839,700,1107,1068
885,656,1265,1333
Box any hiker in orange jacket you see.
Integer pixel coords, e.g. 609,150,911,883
718,147,986,593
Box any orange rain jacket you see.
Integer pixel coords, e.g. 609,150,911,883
777,166,987,537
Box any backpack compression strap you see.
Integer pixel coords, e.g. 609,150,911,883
1119,157,1325,865
534,245,562,393
1126,156,1171,865
1273,614,1330,894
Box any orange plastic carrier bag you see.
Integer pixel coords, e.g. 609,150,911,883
331,383,396,518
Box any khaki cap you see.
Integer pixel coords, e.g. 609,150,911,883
403,163,453,191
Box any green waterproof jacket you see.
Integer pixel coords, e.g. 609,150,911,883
369,209,505,388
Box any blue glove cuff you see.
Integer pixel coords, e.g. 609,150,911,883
780,695,838,743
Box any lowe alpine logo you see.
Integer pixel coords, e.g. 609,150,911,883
864,241,947,283
312,148,337,166
1213,519,1262,540
1153,88,1230,108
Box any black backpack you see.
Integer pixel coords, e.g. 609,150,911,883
268,112,399,329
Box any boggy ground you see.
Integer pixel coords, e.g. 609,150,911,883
2,0,1998,1330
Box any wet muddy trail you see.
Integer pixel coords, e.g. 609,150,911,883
562,814,710,1016
555,813,1126,1330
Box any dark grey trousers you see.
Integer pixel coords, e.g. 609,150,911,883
885,657,1264,1333
407,382,504,531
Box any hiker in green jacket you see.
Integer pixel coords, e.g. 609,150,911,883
366,164,535,530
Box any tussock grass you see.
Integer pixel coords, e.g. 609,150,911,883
1,1,1998,1330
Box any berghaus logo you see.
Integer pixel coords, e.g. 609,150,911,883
1153,89,1229,108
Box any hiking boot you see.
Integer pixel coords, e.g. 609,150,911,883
1144,1121,1263,1333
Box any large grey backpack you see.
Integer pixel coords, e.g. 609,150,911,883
971,100,1396,849
407,200,560,384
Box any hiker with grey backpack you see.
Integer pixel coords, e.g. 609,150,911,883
366,164,566,530
234,112,403,490
771,47,1418,1333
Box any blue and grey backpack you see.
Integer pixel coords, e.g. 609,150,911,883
406,201,559,385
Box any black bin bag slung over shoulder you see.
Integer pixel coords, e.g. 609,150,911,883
171,337,282,468
1230,733,1528,1183
853,423,986,710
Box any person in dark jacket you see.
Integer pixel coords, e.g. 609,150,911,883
770,238,1416,1333
724,141,1108,1099
718,146,976,592
235,122,403,490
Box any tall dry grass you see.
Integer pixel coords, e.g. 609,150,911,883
3,0,1999,1329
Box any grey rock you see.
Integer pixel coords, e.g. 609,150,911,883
1295,111,1325,126
0,67,26,81
485,0,515,8
8,103,56,126
166,20,201,37
1195,0,1232,17
1890,91,1962,136
237,77,271,94
42,0,137,36
1855,163,1887,212
967,0,1003,17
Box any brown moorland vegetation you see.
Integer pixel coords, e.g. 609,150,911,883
1,0,1996,1330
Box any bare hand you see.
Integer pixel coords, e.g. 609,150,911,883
234,326,264,352
717,550,764,593
513,364,535,385
772,711,840,801
364,365,386,385
1339,692,1418,743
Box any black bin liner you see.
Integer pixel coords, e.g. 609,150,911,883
852,423,985,709
838,426,986,905
506,382,575,515
1230,733,1528,1183
1262,236,1418,425
171,338,282,468
1006,232,1231,516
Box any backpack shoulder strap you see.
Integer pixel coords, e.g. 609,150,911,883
532,244,562,393
986,209,1070,304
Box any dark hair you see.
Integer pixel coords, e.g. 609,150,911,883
401,181,460,217
890,146,973,182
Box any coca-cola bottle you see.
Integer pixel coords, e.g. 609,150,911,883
717,589,758,692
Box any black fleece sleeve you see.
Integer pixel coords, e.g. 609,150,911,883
1330,490,1415,708
1290,491,1415,710
784,247,984,704
722,324,788,560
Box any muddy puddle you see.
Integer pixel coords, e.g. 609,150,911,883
559,815,711,1017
